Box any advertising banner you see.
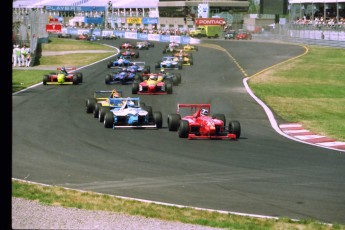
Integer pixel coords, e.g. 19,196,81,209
142,18,158,24
170,35,180,43
137,33,148,40
147,33,160,41
180,36,191,44
46,24,62,33
125,31,137,39
160,35,170,43
195,18,225,26
126,17,142,24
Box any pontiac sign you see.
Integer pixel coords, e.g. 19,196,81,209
195,18,225,26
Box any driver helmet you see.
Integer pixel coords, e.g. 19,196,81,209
61,67,66,71
149,74,156,80
122,67,127,72
127,100,135,107
160,68,165,74
200,108,209,116
112,90,119,98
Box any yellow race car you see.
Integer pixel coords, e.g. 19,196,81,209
180,44,198,52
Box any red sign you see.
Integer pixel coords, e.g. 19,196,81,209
195,18,225,26
49,18,59,23
46,24,62,33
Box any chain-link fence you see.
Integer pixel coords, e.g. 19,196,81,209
13,11,49,66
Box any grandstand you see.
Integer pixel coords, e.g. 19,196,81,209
13,0,158,8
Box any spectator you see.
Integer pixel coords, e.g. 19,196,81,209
20,44,27,67
13,45,21,67
25,46,31,67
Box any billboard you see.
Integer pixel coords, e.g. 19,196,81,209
46,24,62,33
197,4,209,18
195,18,225,26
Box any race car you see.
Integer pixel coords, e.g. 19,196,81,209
107,56,132,68
141,70,181,86
119,42,134,49
167,104,241,140
102,34,117,40
85,89,123,121
103,97,162,129
180,44,198,52
75,33,90,40
132,74,173,95
143,41,155,48
105,67,141,85
162,46,180,54
172,51,193,66
154,56,183,70
43,67,83,85
120,49,140,59
134,41,149,50
126,62,150,74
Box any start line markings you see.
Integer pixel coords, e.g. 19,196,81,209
279,123,345,151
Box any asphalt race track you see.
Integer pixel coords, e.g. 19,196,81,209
12,39,345,224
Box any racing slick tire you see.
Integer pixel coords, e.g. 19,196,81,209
143,65,150,74
213,114,226,126
43,75,50,85
172,76,178,86
72,76,79,85
229,120,241,139
174,73,182,84
93,103,102,118
105,74,112,84
178,120,189,138
99,107,110,122
167,114,181,131
142,106,153,118
134,74,141,82
177,63,183,70
166,83,173,94
104,111,114,128
76,72,83,83
153,112,163,128
107,61,112,68
132,82,139,94
86,98,96,113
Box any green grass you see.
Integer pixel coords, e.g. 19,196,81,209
13,179,345,230
42,37,116,51
248,46,345,141
12,39,345,229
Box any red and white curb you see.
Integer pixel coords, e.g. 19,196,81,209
279,123,345,152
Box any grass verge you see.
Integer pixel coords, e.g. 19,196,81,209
12,179,345,230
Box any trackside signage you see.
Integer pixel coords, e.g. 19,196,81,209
46,24,62,33
195,18,225,26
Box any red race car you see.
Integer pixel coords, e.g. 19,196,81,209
132,74,172,95
43,67,83,85
235,30,252,40
119,42,134,49
167,104,241,140
121,49,139,59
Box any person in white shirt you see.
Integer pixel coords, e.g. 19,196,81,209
13,45,21,67
20,45,27,67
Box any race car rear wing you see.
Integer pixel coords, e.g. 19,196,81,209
57,67,76,73
177,104,211,113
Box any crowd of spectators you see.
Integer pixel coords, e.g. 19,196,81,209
292,16,345,30
12,44,31,68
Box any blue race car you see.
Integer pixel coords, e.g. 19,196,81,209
105,67,141,85
103,97,163,129
126,61,150,74
107,56,132,68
